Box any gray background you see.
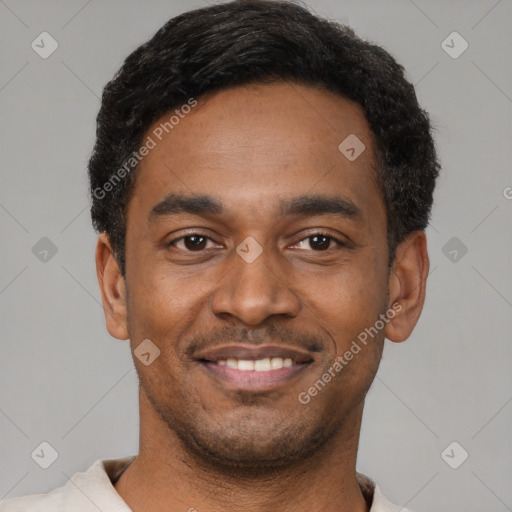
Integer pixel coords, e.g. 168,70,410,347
1,0,511,510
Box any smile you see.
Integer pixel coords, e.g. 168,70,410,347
195,344,315,391
216,357,294,371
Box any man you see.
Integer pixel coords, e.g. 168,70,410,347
1,0,439,510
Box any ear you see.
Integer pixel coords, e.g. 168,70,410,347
95,232,129,340
385,231,429,343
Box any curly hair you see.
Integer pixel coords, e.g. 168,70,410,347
88,0,440,277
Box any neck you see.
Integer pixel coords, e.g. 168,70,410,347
114,389,370,512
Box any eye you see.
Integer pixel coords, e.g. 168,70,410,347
167,231,347,253
293,232,347,251
168,234,219,251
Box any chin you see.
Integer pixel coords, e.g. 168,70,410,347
167,407,341,474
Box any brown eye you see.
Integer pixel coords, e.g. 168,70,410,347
182,235,207,250
168,234,215,251
308,235,332,250
291,232,346,252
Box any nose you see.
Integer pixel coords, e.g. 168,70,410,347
211,247,301,326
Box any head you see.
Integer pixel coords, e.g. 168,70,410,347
91,0,439,473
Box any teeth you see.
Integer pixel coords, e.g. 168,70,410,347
237,359,255,371
254,358,271,371
215,357,295,371
270,357,283,369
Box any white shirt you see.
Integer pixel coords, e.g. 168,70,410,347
0,456,412,511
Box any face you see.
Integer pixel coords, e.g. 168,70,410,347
99,82,420,471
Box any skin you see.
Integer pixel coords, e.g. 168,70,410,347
95,81,429,512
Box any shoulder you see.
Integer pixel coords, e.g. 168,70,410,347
0,487,64,511
357,472,415,512
371,484,414,512
0,456,135,512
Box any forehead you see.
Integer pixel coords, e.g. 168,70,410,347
126,82,384,229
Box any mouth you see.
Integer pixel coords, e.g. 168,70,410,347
194,345,315,392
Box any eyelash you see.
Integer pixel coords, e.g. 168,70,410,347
167,231,347,252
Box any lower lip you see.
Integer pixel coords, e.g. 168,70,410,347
199,361,311,391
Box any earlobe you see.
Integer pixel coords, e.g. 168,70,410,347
385,231,429,343
95,232,129,340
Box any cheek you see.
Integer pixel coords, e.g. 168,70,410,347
126,264,224,364
301,259,387,342
125,267,193,343
307,273,386,398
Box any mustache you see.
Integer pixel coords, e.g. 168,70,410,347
184,324,325,358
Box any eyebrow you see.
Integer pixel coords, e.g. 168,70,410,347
148,193,363,224
280,194,362,222
148,193,223,222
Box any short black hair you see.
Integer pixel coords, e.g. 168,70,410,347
88,0,440,277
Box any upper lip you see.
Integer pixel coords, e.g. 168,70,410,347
194,344,315,364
